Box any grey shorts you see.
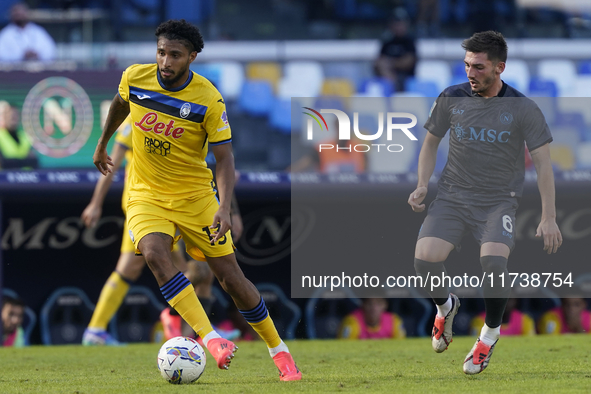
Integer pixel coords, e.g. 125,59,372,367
418,197,518,251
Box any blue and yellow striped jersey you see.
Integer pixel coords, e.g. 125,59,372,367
118,63,231,199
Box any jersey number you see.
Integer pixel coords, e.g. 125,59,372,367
202,225,227,245
502,215,513,233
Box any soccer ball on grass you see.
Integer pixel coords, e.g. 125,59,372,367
157,336,206,384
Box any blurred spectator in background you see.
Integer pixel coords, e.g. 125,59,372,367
374,7,416,92
0,101,38,169
2,296,25,347
417,0,440,37
470,298,536,336
338,298,406,339
538,296,591,334
0,2,56,63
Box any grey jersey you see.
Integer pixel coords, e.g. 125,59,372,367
424,81,553,204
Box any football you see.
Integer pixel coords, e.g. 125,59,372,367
157,337,206,384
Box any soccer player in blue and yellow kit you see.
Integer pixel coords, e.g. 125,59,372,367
92,19,301,381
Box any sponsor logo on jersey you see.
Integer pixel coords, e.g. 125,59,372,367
134,112,185,139
180,102,191,118
137,94,151,100
144,136,171,156
453,123,511,143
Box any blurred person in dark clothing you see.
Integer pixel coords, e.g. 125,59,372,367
374,7,417,92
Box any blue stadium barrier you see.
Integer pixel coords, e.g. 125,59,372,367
166,0,214,23
238,80,274,117
40,287,95,345
120,0,162,27
2,288,36,346
256,283,301,340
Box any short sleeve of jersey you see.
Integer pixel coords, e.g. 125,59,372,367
114,116,133,149
424,93,450,137
118,67,131,102
205,94,232,145
518,101,553,152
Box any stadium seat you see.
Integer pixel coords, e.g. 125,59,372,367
405,78,440,97
212,61,245,101
502,59,530,94
255,283,301,340
578,60,591,75
246,62,282,91
238,80,274,117
2,288,37,346
304,287,361,339
549,145,575,170
538,59,577,96
278,77,318,98
269,98,293,133
528,77,558,97
190,63,221,87
321,78,355,97
358,77,395,97
576,142,591,168
415,60,452,93
40,287,95,345
349,95,387,114
283,61,324,97
556,96,591,130
313,96,347,112
572,75,591,98
323,61,372,89
110,286,166,343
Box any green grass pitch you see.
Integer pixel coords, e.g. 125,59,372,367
0,335,589,393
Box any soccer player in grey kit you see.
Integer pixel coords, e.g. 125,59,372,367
408,31,562,374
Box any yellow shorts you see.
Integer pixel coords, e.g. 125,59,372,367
126,192,233,261
121,214,183,254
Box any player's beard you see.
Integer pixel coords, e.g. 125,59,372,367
159,63,189,88
471,71,496,94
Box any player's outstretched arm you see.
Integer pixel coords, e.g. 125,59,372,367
530,143,562,254
93,94,130,175
210,142,236,243
81,142,129,228
408,131,441,212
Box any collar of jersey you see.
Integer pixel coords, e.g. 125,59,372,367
471,80,507,98
156,69,193,92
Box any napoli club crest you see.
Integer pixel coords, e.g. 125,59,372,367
180,103,191,118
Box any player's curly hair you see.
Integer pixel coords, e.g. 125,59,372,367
155,19,204,54
462,31,507,63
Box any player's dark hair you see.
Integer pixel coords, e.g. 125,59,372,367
155,19,204,54
461,31,507,63
2,295,25,309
